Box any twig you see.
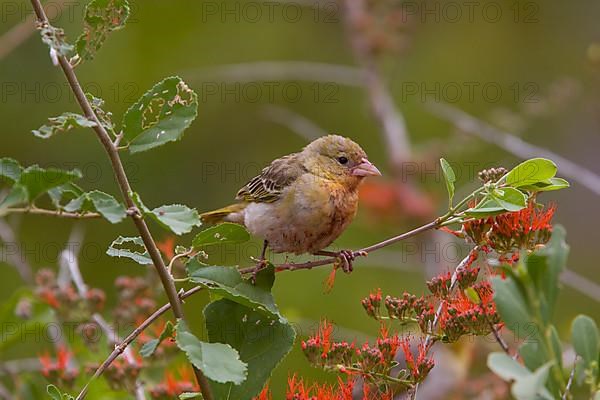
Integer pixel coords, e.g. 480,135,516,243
413,247,479,399
186,61,365,87
260,105,327,141
0,383,10,400
561,355,578,400
238,219,440,274
0,0,66,61
428,102,600,197
1,207,101,219
560,269,600,303
0,218,34,284
76,286,204,400
28,2,212,398
342,0,411,169
488,319,513,358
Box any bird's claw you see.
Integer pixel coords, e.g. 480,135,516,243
334,250,367,274
251,259,268,284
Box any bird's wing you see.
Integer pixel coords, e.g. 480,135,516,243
236,153,306,203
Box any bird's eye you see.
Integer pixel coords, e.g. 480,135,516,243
337,156,348,165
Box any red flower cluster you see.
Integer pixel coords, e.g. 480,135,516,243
361,288,382,318
286,375,354,400
464,202,556,255
301,320,433,395
149,367,199,399
114,276,157,326
98,358,142,393
399,340,435,383
35,269,105,322
38,346,78,388
361,251,501,345
439,281,500,342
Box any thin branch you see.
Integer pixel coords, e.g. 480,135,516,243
28,2,212,398
0,383,10,400
488,319,513,358
76,286,203,400
0,218,34,284
238,219,441,275
428,102,600,197
0,0,65,61
1,208,101,219
560,269,600,303
186,61,365,87
260,105,327,141
414,247,479,399
561,355,578,400
342,0,411,169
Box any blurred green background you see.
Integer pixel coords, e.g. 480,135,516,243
1,0,600,397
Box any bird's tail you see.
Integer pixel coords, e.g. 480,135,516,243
200,203,247,225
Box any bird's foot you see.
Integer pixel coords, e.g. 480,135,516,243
250,258,268,284
315,249,368,274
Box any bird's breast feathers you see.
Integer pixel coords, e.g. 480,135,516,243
242,173,359,254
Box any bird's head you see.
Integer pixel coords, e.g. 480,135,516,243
301,135,381,187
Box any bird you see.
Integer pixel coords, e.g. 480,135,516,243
200,134,381,273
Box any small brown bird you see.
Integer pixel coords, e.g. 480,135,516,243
200,135,381,272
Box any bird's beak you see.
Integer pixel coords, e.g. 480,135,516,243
352,158,381,177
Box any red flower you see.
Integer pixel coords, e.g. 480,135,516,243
361,288,382,318
464,202,556,254
156,236,176,259
254,383,272,400
286,374,354,400
149,367,198,399
400,338,434,383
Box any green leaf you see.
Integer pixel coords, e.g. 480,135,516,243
122,77,198,153
487,352,531,381
48,182,84,209
192,223,250,249
539,226,569,311
148,204,201,235
519,341,546,371
204,299,295,400
38,23,73,57
47,385,62,400
87,94,117,137
440,158,455,203
525,226,569,320
187,260,282,321
520,177,570,192
547,325,563,370
140,321,174,357
179,394,202,400
20,166,82,201
0,158,23,183
464,197,506,217
175,320,247,385
504,158,558,187
571,315,600,367
0,185,28,210
64,190,126,223
491,275,533,336
46,384,74,400
32,112,96,139
511,361,554,400
488,354,553,400
75,0,130,61
464,287,480,303
493,187,527,212
106,236,152,265
2,165,82,206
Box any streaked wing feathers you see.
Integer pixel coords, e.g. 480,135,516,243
236,154,305,203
